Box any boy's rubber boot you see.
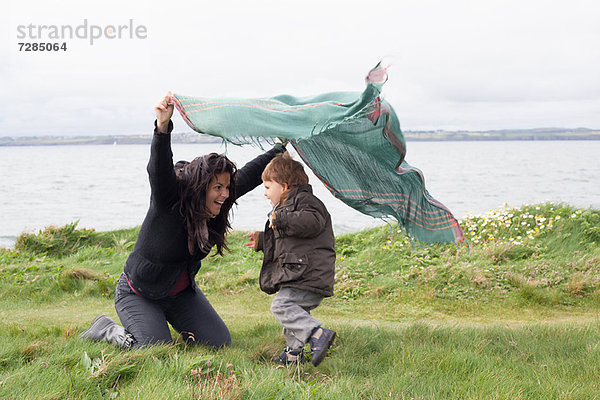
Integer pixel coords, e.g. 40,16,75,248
309,327,336,366
273,347,305,365
80,315,135,349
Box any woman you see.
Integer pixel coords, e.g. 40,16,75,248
80,92,286,348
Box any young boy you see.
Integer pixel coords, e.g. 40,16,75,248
247,152,336,366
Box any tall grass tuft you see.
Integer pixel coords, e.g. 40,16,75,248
15,222,116,257
187,360,241,399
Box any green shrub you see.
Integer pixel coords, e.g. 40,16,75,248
15,222,116,257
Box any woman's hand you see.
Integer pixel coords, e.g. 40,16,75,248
275,137,289,147
154,91,174,133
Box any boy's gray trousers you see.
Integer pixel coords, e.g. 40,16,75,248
270,287,324,350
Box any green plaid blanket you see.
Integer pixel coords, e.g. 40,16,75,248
172,63,465,244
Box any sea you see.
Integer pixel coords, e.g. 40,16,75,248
1,140,599,248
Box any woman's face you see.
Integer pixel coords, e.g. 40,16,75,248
205,172,231,217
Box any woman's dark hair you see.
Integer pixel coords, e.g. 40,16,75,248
174,153,237,256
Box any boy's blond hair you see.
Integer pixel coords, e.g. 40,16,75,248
261,152,309,189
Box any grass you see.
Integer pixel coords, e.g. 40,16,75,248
1,202,599,399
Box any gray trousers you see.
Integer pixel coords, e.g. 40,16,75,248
114,274,231,348
270,287,324,351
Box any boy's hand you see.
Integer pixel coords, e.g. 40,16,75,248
245,232,256,249
245,231,263,252
269,212,276,229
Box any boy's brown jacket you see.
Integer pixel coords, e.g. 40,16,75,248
253,184,336,297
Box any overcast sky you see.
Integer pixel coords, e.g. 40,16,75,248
2,0,599,136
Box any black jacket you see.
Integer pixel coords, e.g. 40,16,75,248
256,184,336,297
124,121,286,299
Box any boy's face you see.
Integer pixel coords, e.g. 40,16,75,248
263,180,287,207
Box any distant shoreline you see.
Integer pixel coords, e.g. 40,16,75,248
0,132,222,147
404,128,600,142
1,128,599,146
